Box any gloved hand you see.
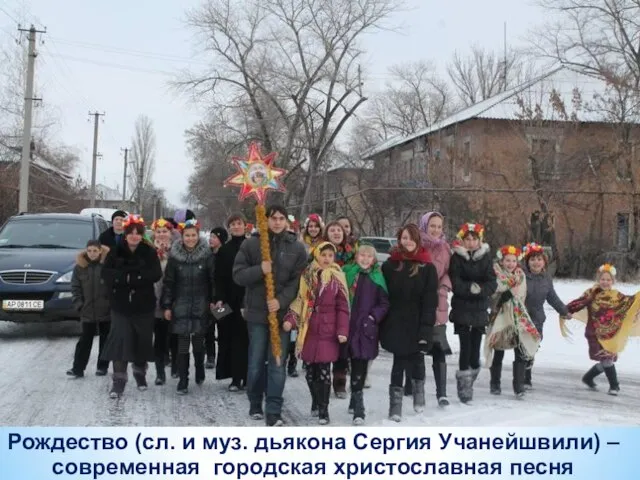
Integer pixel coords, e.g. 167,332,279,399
499,290,513,303
470,282,481,294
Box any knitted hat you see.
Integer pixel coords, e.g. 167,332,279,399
111,210,127,221
456,222,484,240
210,227,228,244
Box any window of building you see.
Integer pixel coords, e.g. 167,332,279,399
616,213,630,251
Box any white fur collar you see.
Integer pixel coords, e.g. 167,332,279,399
452,242,491,261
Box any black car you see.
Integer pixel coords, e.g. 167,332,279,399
0,213,109,322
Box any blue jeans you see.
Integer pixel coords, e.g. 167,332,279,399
247,322,289,415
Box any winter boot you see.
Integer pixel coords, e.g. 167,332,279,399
205,356,215,369
332,370,348,399
582,363,604,390
471,367,481,384
351,390,365,425
317,382,331,425
170,355,178,378
412,379,426,413
603,365,620,395
109,372,127,399
177,353,189,395
512,361,526,399
287,343,298,377
306,376,319,417
249,403,264,420
432,362,449,406
132,364,148,391
489,362,502,395
66,368,84,378
456,370,474,403
266,414,284,426
388,385,403,422
194,351,205,386
524,359,533,390
154,361,166,386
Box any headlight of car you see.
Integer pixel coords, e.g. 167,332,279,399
56,271,73,283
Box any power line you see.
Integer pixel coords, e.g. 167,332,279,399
46,52,176,76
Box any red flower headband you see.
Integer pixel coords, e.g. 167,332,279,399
178,219,200,232
123,214,145,229
457,222,485,240
497,244,523,260
151,218,173,231
523,242,545,259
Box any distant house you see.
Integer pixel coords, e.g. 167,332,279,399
362,66,640,277
77,183,132,211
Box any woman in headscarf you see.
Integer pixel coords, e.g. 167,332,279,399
101,214,162,398
418,212,453,406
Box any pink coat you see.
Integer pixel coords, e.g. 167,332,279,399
297,280,350,364
425,243,452,325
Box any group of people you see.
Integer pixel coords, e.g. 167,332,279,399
65,206,638,426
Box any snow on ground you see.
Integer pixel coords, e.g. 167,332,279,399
0,280,638,427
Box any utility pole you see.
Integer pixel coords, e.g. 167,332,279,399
18,24,46,213
137,159,144,212
88,111,105,207
121,147,129,204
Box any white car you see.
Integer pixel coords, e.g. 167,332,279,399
359,237,397,263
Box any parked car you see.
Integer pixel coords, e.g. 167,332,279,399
359,236,397,262
0,213,108,323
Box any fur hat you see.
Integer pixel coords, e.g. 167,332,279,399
456,222,485,240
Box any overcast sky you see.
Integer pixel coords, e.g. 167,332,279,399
0,0,544,208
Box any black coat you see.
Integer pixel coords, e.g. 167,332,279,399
379,259,438,355
161,240,215,335
214,235,246,309
98,227,124,249
101,240,162,316
71,246,111,323
449,242,497,328
232,231,308,324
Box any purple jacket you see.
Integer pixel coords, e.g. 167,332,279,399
300,280,350,364
347,275,390,360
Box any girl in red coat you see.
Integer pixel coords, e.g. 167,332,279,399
283,242,350,425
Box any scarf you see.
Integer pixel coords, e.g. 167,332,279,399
154,239,171,261
561,286,640,354
419,211,447,248
343,262,388,305
389,245,431,264
335,242,356,267
288,242,350,355
485,264,540,363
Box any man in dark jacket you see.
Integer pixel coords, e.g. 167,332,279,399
98,210,127,248
233,205,308,426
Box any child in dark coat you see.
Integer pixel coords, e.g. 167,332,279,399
380,224,438,422
284,242,350,425
343,244,389,425
449,222,497,404
67,240,111,378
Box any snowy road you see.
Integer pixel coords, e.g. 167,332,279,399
1,282,639,427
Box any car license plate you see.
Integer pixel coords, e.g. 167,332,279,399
2,300,44,311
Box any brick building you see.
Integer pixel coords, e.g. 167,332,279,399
362,67,640,278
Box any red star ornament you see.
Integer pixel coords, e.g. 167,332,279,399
223,142,287,204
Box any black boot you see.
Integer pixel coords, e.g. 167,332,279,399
317,382,330,425
332,370,347,399
177,354,189,395
109,372,127,399
351,390,365,425
456,370,474,403
582,363,603,390
154,361,166,385
603,365,620,395
490,362,502,395
388,385,403,422
287,342,298,377
512,361,526,398
194,351,205,385
432,362,449,406
524,359,533,390
132,364,148,391
306,376,318,417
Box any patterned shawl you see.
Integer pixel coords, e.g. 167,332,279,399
343,262,388,305
286,242,350,356
485,263,541,364
562,286,640,354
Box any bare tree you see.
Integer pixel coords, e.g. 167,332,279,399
129,115,156,212
447,45,529,107
180,0,403,218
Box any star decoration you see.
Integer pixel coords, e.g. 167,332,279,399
223,142,286,204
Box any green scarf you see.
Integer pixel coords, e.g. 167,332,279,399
343,262,388,305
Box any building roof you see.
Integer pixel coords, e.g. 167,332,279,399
362,66,632,159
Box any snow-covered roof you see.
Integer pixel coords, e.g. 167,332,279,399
94,184,122,201
362,66,631,159
31,155,74,181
